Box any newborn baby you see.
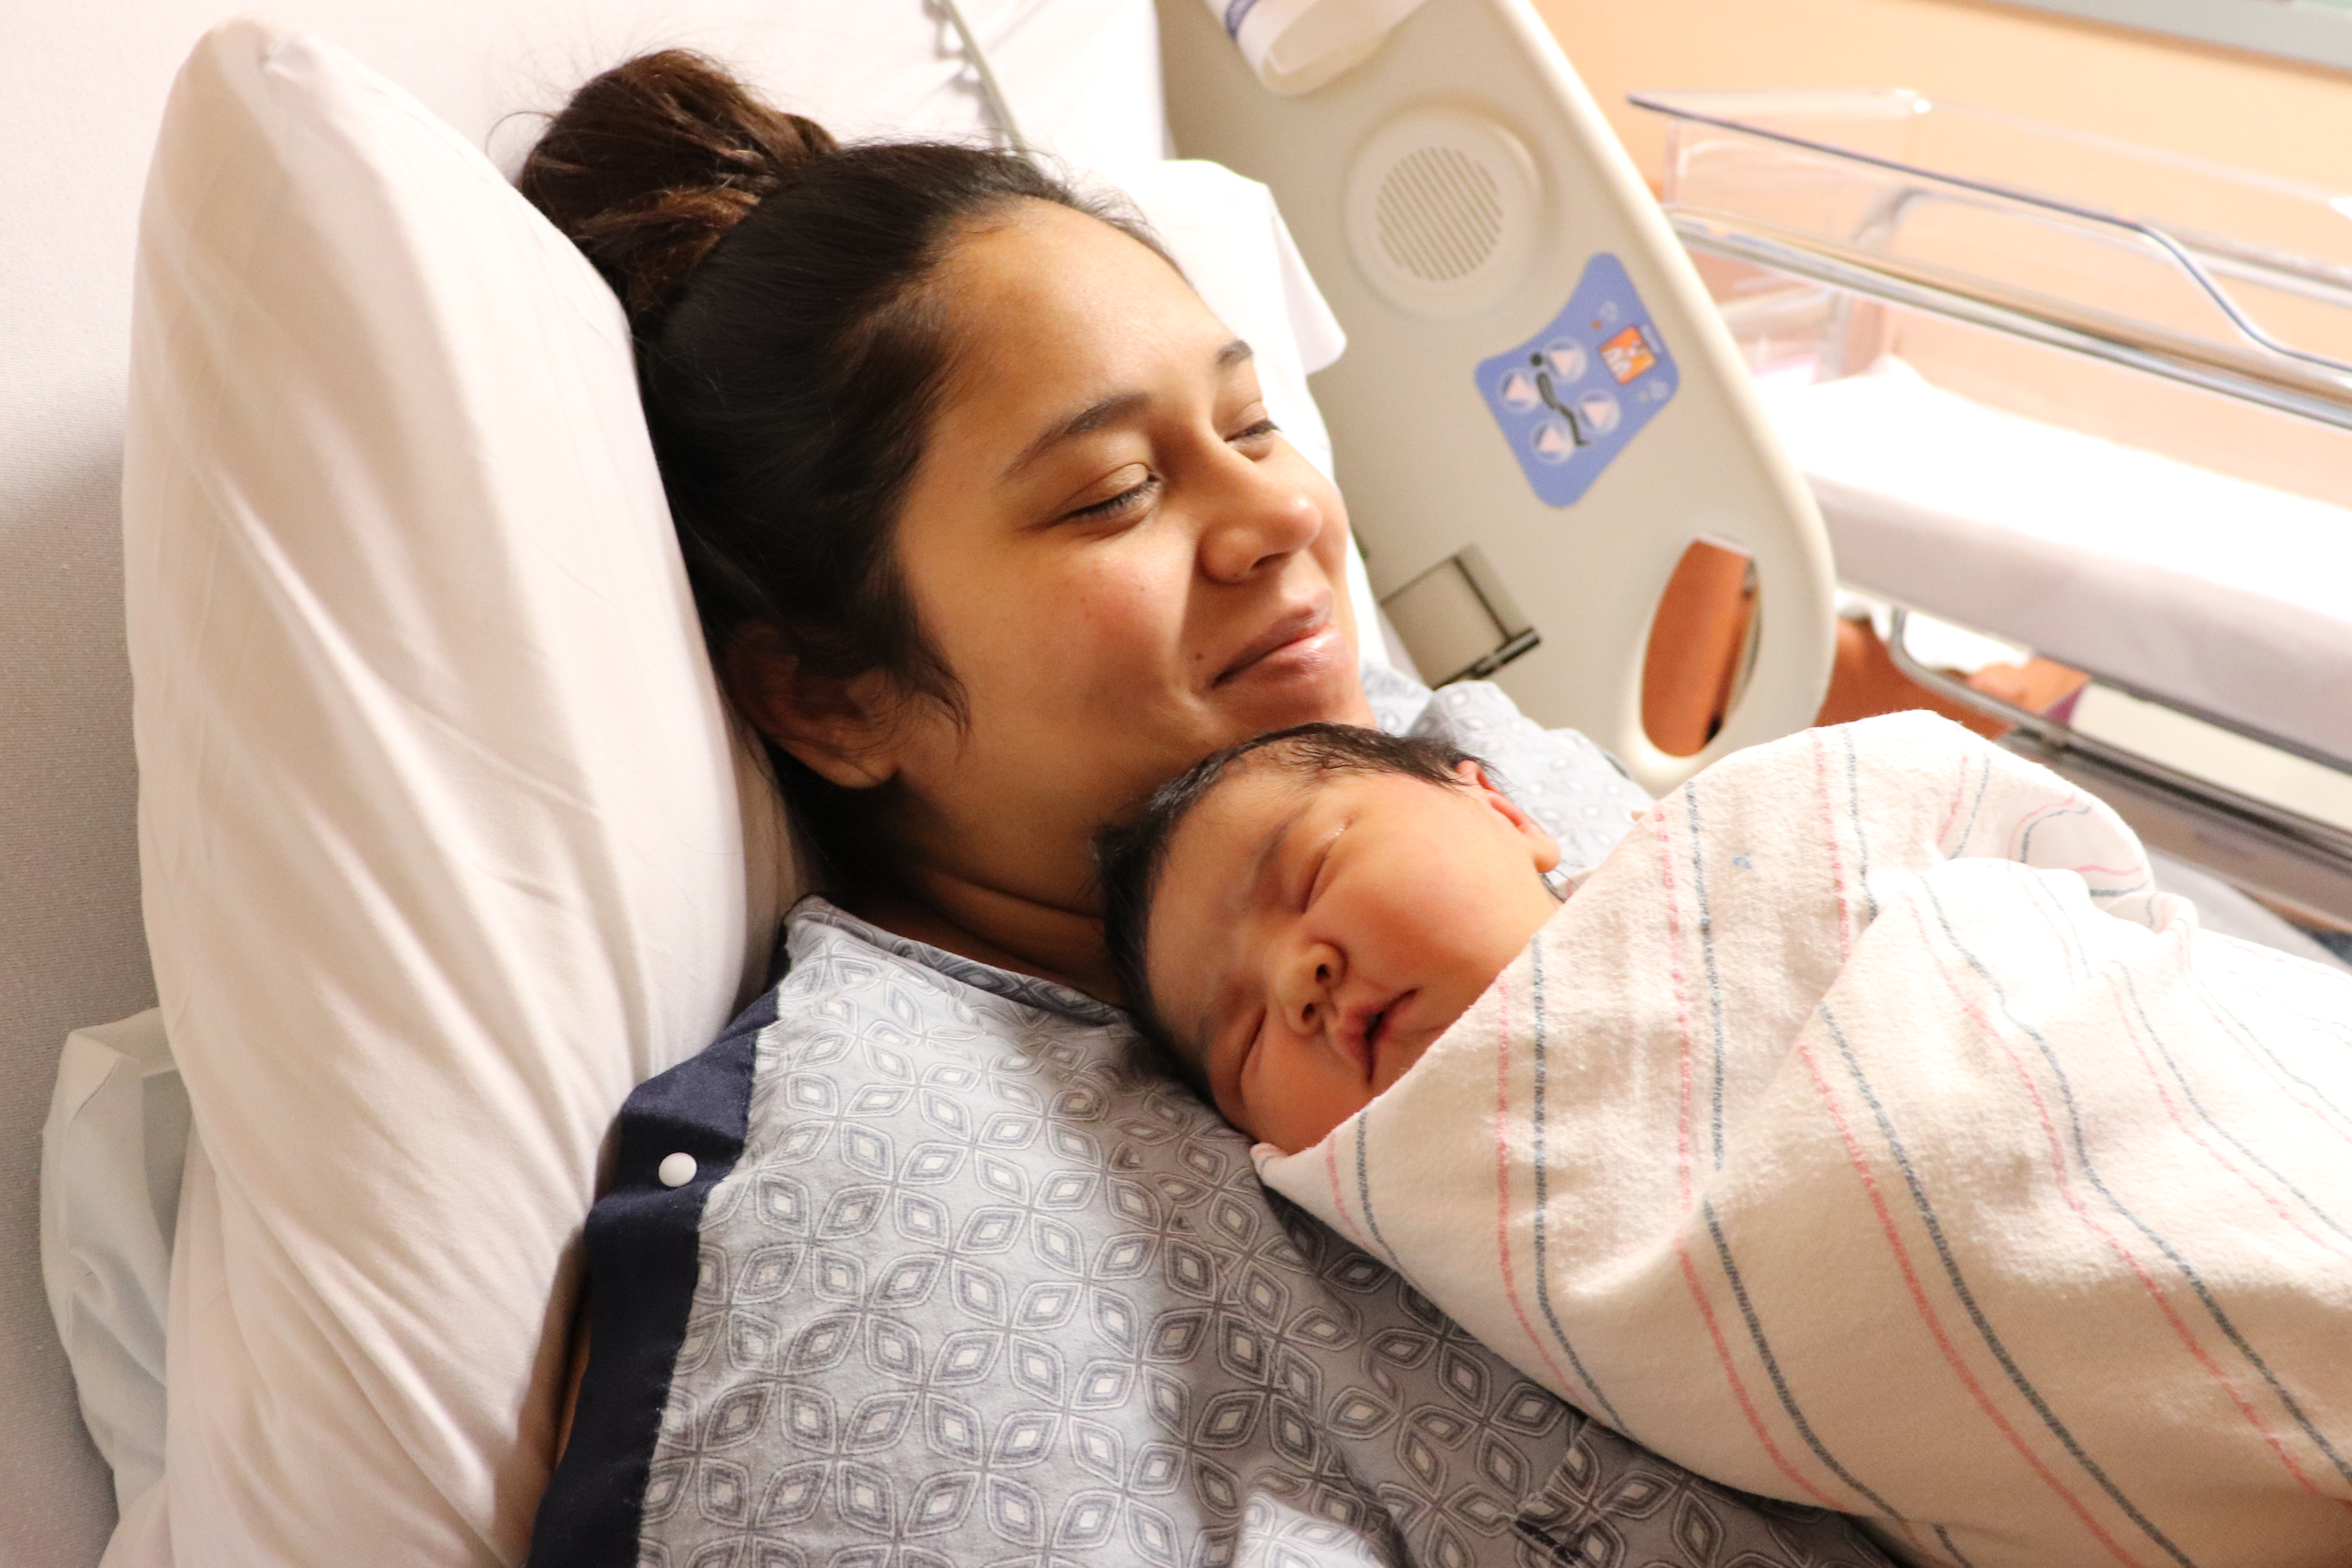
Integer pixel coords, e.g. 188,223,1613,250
1097,721,1568,1153
1097,715,2352,1568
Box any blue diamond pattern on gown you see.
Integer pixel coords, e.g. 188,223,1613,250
624,679,1893,1568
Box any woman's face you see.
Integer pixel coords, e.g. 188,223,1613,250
837,200,1374,947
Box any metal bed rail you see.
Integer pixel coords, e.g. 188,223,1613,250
1662,205,2352,435
1884,609,2352,930
1636,93,2352,928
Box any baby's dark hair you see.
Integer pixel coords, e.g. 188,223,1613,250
1095,722,1482,1062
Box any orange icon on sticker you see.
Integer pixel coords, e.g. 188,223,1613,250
1600,326,1657,384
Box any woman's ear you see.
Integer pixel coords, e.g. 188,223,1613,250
1452,759,1562,874
725,623,904,790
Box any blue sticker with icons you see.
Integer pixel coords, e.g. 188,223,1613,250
1476,252,1678,507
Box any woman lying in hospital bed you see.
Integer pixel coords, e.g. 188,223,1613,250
1099,713,2352,1568
510,50,1889,1568
118,19,1910,1562
156,9,2324,1561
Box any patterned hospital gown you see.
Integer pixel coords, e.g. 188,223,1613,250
529,676,1895,1568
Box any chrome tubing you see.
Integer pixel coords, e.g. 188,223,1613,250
1633,90,2352,385
1666,206,2352,435
1882,608,2352,928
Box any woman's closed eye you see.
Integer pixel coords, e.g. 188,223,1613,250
1064,463,1160,522
1228,416,1280,450
1062,416,1280,522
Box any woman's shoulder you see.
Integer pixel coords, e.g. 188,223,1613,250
777,895,1128,1032
1383,670,1653,875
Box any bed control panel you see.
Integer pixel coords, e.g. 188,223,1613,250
1476,251,1678,507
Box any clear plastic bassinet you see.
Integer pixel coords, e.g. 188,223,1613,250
1637,86,2352,928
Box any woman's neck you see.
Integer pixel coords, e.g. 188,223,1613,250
842,877,1121,1005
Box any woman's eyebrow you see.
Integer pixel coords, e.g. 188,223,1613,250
1001,390,1148,484
999,339,1256,485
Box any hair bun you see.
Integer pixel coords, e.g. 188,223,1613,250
521,50,836,322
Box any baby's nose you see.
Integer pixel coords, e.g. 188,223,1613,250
1283,943,1343,1031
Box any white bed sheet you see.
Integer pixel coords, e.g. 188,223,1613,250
1764,361,2352,766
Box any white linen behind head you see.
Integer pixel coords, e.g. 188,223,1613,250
0,5,1160,1566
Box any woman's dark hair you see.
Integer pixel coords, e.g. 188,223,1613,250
1094,723,1480,1062
520,50,1166,890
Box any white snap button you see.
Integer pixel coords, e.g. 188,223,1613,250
658,1152,697,1189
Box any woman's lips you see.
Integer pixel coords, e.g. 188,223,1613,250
1214,601,1342,688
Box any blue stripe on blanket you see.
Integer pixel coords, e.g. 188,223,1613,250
1817,991,2195,1567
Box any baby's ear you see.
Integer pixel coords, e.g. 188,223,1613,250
1453,760,1562,874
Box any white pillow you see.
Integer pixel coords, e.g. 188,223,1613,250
122,19,1362,1568
38,1009,183,1521
125,19,785,1564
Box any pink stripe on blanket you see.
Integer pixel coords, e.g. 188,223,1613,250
1938,750,1971,854
2184,965,2352,1153
1791,1012,2155,1565
1670,1233,1847,1511
1653,808,1700,1209
1322,1132,1374,1254
1810,730,1855,961
1652,789,1846,1508
2103,966,2352,1270
2010,796,2098,867
1907,899,2330,1501
1809,729,2147,1552
1797,732,2149,1545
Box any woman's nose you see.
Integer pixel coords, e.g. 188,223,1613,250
1273,940,1344,1036
1196,457,1325,584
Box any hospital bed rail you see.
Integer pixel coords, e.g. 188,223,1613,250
1657,205,2352,436
1636,87,2352,931
1884,608,2352,930
1157,0,1840,796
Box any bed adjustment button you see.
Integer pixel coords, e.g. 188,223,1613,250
658,1152,698,1189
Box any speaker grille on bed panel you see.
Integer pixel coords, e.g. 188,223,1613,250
1375,146,1503,282
1345,108,1541,318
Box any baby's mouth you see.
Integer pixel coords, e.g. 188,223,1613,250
1343,992,1413,1084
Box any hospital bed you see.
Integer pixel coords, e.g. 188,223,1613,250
9,1,2342,1564
9,3,1828,1564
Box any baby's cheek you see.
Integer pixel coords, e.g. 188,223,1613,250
1285,1074,1380,1154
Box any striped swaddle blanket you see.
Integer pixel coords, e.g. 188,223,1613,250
1255,712,2352,1568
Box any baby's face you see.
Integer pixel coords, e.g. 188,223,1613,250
1145,760,1563,1153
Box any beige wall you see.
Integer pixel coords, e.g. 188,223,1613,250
1533,0,2352,190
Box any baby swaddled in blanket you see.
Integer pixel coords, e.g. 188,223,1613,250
1094,713,2352,1568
